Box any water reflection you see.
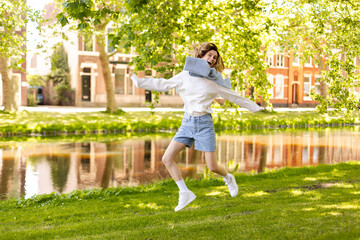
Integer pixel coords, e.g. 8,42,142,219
1,127,360,199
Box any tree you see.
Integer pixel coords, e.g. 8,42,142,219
118,0,273,107
57,0,273,111
272,0,360,114
48,43,73,105
57,0,123,113
0,1,39,112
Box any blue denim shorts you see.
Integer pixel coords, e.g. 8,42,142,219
173,113,216,152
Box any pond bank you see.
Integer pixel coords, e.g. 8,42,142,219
1,110,360,137
1,162,360,239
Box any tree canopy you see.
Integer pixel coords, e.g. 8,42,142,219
55,0,360,113
57,0,273,108
272,0,360,114
0,0,40,111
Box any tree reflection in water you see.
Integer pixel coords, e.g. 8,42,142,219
0,127,360,199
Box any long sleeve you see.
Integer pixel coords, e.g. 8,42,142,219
130,73,181,92
217,85,264,112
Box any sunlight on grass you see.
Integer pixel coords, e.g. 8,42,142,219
205,191,227,196
289,189,322,200
323,212,344,216
187,204,200,210
290,190,304,196
303,177,329,181
320,202,360,210
332,183,354,189
330,168,346,178
302,207,316,211
138,202,163,210
243,191,269,197
352,192,360,195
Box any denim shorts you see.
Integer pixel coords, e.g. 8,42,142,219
173,113,216,152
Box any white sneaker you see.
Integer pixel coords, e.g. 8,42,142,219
174,191,196,212
225,174,238,197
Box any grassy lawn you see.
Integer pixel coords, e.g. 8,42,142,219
1,109,360,136
1,162,360,239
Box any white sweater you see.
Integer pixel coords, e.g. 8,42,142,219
131,71,264,115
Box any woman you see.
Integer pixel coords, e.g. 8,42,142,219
131,43,263,212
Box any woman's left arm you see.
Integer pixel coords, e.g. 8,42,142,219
130,73,182,92
217,86,264,112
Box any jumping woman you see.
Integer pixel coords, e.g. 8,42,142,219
131,42,263,211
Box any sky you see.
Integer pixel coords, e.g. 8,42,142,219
27,0,53,11
26,0,54,50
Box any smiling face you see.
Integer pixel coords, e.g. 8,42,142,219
195,43,224,72
201,50,218,68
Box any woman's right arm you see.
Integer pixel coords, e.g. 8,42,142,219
130,72,183,92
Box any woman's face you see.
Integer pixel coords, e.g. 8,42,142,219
201,50,218,68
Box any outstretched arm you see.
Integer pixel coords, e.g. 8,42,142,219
217,86,264,112
130,74,181,92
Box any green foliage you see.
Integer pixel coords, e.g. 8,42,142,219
119,0,273,106
27,75,46,87
0,1,40,61
55,0,360,114
47,43,73,105
0,110,359,137
48,43,71,86
273,0,360,115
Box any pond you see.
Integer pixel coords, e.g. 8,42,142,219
1,127,359,200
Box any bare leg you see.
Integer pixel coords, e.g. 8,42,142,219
162,140,186,182
205,151,238,197
204,151,227,176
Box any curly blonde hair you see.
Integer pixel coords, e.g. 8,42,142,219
194,42,225,72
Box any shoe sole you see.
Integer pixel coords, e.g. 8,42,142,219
174,194,196,212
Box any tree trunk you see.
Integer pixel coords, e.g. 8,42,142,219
317,53,328,98
96,35,117,113
0,56,17,112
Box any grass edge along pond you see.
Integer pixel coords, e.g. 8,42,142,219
1,109,360,137
1,162,360,239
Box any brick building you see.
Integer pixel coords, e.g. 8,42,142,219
265,48,323,107
64,26,182,107
65,31,333,108
0,25,27,107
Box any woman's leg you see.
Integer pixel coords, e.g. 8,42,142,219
204,151,238,197
162,140,186,182
163,140,196,212
204,151,227,176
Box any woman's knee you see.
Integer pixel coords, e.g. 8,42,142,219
162,154,173,166
207,163,218,172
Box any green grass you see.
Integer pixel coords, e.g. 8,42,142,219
1,109,360,136
1,162,360,239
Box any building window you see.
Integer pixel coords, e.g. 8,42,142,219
145,69,152,76
107,28,115,53
82,34,94,51
276,54,284,67
164,72,174,95
265,51,273,66
127,77,133,94
315,76,321,94
305,57,312,66
267,74,274,98
13,74,21,106
115,69,125,94
274,75,284,98
0,74,2,105
304,75,312,100
293,53,300,66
